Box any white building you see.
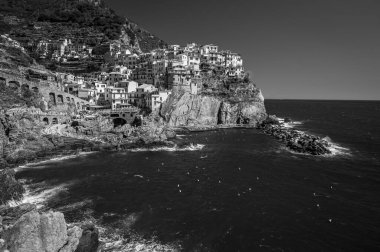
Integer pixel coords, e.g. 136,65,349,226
94,82,107,100
146,90,171,111
105,87,129,109
128,84,157,108
201,44,218,55
116,80,139,93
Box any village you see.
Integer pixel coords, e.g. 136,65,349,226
1,30,247,126
50,42,246,113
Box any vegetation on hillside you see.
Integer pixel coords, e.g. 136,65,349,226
0,168,25,205
1,0,124,40
0,83,43,109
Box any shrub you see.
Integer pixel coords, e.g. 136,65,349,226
0,168,25,205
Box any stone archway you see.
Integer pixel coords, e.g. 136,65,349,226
66,97,71,103
0,77,6,87
52,118,58,124
57,94,64,104
32,87,39,93
49,92,56,105
42,117,49,125
21,84,29,91
8,80,20,90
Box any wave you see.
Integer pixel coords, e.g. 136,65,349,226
277,117,303,129
8,181,75,209
129,143,205,152
98,225,181,252
325,142,351,157
14,151,97,172
275,117,351,157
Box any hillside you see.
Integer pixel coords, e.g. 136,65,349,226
0,0,167,70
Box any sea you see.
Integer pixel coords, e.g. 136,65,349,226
14,100,380,251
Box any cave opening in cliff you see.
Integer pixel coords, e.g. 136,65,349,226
113,118,127,127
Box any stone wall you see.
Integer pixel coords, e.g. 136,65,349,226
0,70,90,111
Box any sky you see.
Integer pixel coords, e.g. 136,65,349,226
105,0,380,100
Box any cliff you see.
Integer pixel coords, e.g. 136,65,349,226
160,84,267,128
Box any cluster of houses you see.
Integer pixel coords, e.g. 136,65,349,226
54,42,246,112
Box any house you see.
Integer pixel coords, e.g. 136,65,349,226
78,88,96,104
108,72,128,85
116,80,139,93
128,84,156,108
201,44,218,55
98,72,109,83
175,54,188,66
123,54,139,69
168,72,197,95
146,90,171,111
105,87,129,109
94,82,107,101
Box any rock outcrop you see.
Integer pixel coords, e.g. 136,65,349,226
75,223,99,252
218,100,267,125
1,211,68,252
258,115,332,155
0,209,97,252
160,88,267,127
160,93,221,126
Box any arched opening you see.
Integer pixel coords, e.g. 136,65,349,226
21,84,29,91
32,87,39,93
71,98,75,103
52,118,58,124
113,118,127,127
49,92,56,105
0,77,6,86
42,117,49,125
77,102,80,109
66,97,70,103
57,94,64,104
8,80,20,90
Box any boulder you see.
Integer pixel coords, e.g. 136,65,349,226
2,211,66,252
0,210,85,252
75,223,99,252
60,226,83,252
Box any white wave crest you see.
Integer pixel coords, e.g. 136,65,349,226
14,151,97,172
8,182,74,209
326,143,351,157
130,143,205,152
277,117,303,129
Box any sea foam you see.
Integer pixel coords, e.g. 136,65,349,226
129,143,205,152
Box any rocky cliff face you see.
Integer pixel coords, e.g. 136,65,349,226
0,206,98,252
160,87,267,127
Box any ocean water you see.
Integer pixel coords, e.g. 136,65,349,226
15,100,380,251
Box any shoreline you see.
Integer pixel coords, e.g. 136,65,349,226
9,121,337,173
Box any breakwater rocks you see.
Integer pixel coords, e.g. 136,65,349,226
0,204,99,252
258,116,331,155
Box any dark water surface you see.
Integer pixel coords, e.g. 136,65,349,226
16,100,380,251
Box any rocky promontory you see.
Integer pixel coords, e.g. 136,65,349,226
160,83,267,128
